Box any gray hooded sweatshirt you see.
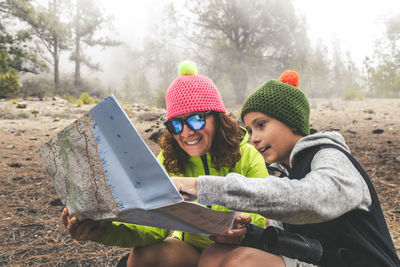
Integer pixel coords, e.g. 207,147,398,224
197,131,372,224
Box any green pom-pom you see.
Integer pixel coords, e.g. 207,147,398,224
178,60,198,75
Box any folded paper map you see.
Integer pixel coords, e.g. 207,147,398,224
36,95,238,235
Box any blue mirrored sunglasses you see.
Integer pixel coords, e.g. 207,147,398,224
164,111,214,135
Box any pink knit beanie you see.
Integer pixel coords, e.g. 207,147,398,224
166,60,226,120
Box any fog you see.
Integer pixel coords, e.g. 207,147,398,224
294,0,400,65
91,0,400,98
3,0,400,102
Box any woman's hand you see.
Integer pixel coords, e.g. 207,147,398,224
171,177,198,201
209,214,252,245
61,208,105,241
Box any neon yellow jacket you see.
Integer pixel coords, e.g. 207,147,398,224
96,129,268,249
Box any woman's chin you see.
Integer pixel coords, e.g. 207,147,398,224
185,148,206,157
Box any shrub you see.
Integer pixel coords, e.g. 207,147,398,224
17,112,29,119
0,69,19,96
0,108,17,119
0,51,20,97
10,99,18,104
76,99,84,107
21,76,53,98
63,93,76,103
344,83,364,100
79,92,95,104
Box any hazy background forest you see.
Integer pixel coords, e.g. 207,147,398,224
1,0,400,106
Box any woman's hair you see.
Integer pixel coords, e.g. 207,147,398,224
159,112,242,174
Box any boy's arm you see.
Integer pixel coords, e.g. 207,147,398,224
197,148,371,224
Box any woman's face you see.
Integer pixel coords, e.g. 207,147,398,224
173,112,216,157
243,111,302,165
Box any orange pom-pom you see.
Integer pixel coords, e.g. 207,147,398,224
279,70,300,88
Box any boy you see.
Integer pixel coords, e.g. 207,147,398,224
173,71,400,267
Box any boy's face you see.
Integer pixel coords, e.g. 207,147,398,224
243,112,302,166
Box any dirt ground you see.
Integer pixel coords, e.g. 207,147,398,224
0,97,399,266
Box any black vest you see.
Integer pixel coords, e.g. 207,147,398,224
285,144,399,267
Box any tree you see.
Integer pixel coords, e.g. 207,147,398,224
362,13,400,97
329,38,359,97
306,40,331,97
121,14,181,106
0,0,43,96
0,4,45,74
126,40,176,105
70,0,119,90
3,0,71,94
0,50,19,96
329,38,347,96
179,0,310,103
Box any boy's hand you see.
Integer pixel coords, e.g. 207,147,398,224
171,177,198,201
61,207,105,241
209,214,252,245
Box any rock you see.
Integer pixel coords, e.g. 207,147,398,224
372,129,384,134
50,198,63,206
9,162,22,168
395,155,400,162
16,102,27,109
31,110,39,117
12,176,23,182
149,130,163,143
6,145,15,149
136,111,164,122
52,96,68,104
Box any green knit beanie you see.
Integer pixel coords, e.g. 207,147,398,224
241,71,310,136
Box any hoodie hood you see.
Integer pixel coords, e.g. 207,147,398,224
290,131,350,167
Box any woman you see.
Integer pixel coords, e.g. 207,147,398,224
62,61,269,267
